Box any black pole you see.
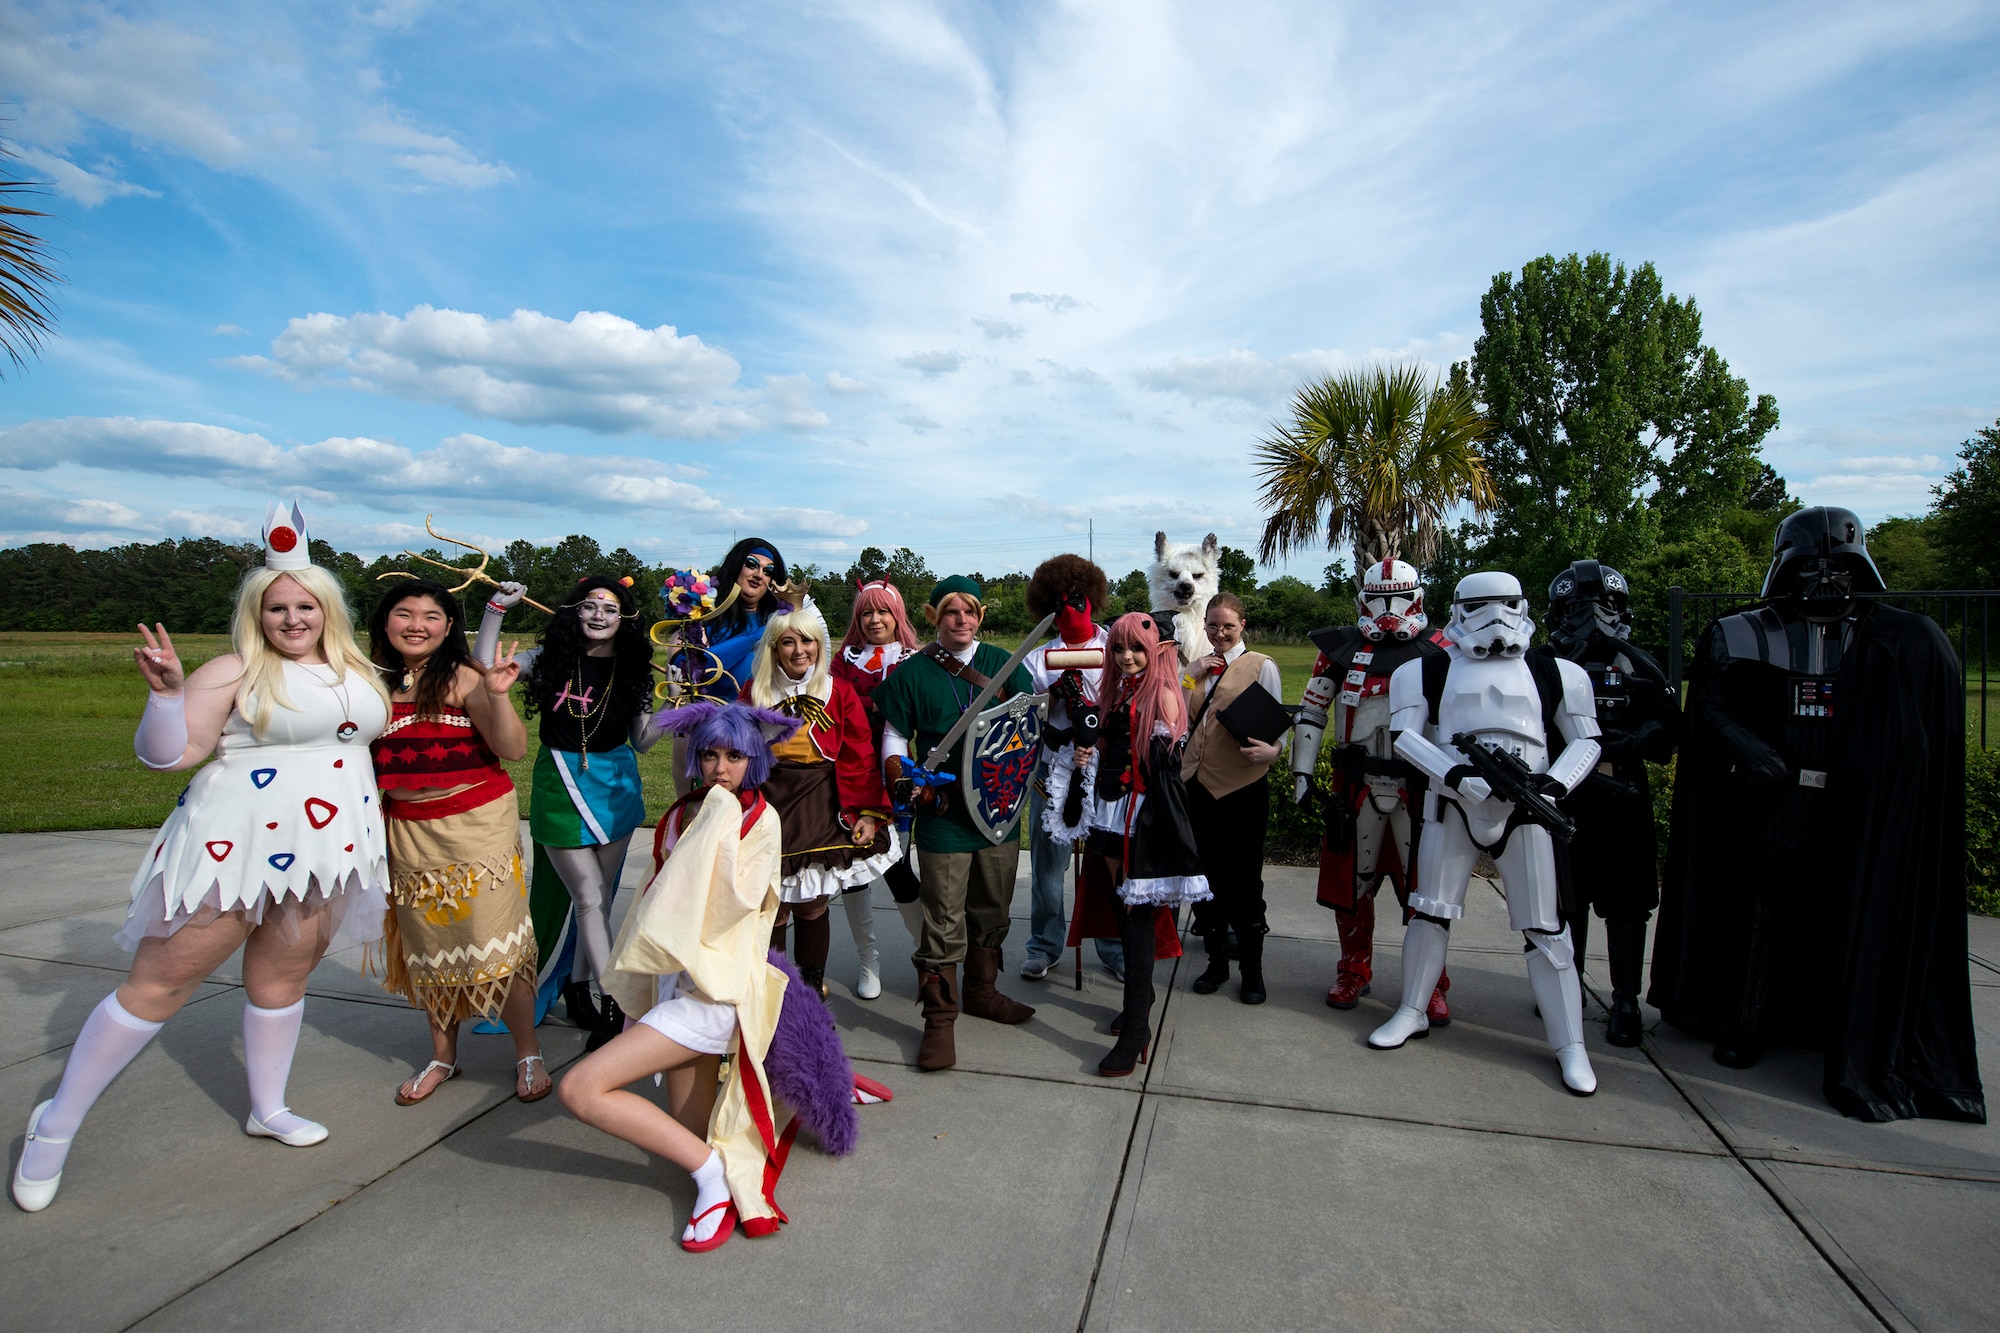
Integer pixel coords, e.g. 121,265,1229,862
1668,585,1685,687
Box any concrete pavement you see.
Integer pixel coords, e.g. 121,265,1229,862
0,826,1994,1331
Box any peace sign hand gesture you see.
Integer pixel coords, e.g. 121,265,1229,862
135,623,186,695
485,641,523,695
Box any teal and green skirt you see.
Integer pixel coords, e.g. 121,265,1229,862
528,744,646,848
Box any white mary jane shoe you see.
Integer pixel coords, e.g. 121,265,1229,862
1556,1042,1598,1096
245,1108,329,1147
1367,1006,1431,1050
12,1100,67,1213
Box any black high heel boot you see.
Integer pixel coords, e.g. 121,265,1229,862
1099,905,1157,1077
562,979,600,1029
1237,927,1267,1005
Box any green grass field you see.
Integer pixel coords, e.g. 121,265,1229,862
1,631,1990,834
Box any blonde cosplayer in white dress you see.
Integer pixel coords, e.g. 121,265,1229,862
118,660,392,951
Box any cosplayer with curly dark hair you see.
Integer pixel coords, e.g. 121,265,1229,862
474,574,669,1050
1018,553,1126,984
366,578,545,1106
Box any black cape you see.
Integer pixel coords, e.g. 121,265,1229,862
1649,604,1985,1123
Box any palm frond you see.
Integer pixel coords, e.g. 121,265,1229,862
1251,362,1495,570
0,140,60,372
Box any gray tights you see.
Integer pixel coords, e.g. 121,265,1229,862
543,838,630,985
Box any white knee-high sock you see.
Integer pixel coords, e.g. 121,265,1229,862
243,998,310,1130
23,993,162,1180
684,1148,732,1244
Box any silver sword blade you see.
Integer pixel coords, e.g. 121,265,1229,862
919,611,1058,771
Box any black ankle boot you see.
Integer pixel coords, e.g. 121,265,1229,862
1191,933,1229,995
800,963,828,1001
1237,929,1266,1005
1607,994,1643,1047
586,995,625,1053
1712,1028,1762,1069
562,979,600,1029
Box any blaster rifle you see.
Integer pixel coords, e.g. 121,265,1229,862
1446,732,1577,843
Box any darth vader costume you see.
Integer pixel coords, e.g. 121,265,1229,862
1537,560,1679,1047
1648,507,1984,1123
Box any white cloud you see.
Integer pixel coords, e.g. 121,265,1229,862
10,146,158,207
971,317,1022,340
896,349,965,378
898,413,940,431
0,417,866,538
1009,292,1083,315
211,324,248,337
231,306,756,439
0,485,153,537
824,372,874,394
1039,360,1103,387
356,119,515,188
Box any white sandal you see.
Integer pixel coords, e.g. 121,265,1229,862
516,1054,552,1103
394,1060,460,1106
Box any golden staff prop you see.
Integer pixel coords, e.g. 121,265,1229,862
648,574,754,704
375,515,556,614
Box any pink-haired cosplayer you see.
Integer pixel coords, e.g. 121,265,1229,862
1045,612,1210,1077
828,580,925,989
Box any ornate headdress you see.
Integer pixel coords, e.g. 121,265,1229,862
262,500,311,571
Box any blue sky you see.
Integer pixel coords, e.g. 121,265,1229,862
1,0,1995,582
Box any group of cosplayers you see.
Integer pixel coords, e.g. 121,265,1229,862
11,501,1985,1244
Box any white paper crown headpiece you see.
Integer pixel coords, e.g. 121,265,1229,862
263,500,311,571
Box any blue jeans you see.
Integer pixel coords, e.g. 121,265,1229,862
1026,779,1125,970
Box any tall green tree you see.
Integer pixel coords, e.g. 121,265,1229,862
1217,545,1257,595
1470,252,1780,597
0,138,59,371
1932,420,2000,588
1254,363,1497,573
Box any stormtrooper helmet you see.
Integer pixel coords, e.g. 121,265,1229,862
1354,558,1427,642
1546,559,1631,653
1448,571,1534,659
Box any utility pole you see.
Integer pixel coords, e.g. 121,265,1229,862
1088,518,1093,565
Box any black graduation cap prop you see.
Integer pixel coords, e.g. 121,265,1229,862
1215,682,1293,746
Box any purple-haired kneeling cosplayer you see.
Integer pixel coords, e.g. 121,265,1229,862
558,702,893,1254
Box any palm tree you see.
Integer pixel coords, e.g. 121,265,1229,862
0,137,59,372
1254,363,1497,577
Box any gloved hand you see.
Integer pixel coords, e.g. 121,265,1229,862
487,581,527,611
1293,774,1313,807
1532,773,1569,800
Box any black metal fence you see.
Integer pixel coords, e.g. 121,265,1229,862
1666,588,1998,748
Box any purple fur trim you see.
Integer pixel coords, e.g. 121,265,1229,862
764,950,860,1156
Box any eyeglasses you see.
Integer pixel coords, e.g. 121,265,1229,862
575,600,625,621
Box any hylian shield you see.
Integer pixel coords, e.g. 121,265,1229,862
962,691,1048,844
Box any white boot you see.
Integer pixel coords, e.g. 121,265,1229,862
843,886,881,1000
896,897,924,950
1368,918,1450,1050
1526,928,1596,1096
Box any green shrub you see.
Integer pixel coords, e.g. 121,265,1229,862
1968,745,2000,916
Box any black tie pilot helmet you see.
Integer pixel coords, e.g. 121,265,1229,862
1760,506,1884,623
1546,559,1631,653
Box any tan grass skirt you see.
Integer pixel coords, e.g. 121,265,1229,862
378,792,538,1029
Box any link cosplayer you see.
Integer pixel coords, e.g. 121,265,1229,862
1291,559,1454,1020
1366,571,1605,1096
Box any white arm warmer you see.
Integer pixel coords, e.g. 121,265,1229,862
880,721,911,765
134,692,188,770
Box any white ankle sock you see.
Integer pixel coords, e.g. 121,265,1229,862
243,998,312,1134
23,993,163,1181
684,1149,732,1244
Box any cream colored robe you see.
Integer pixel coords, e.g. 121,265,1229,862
605,784,789,1228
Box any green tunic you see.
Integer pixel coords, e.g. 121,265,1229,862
874,642,1035,854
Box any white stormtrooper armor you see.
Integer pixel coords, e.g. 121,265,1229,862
1367,572,1606,1096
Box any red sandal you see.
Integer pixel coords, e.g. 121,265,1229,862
681,1200,738,1254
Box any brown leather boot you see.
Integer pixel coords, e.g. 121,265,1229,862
916,966,959,1071
961,944,1036,1024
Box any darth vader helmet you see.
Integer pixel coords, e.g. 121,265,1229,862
1760,506,1884,623
1448,571,1534,659
1546,559,1632,653
1355,558,1427,642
